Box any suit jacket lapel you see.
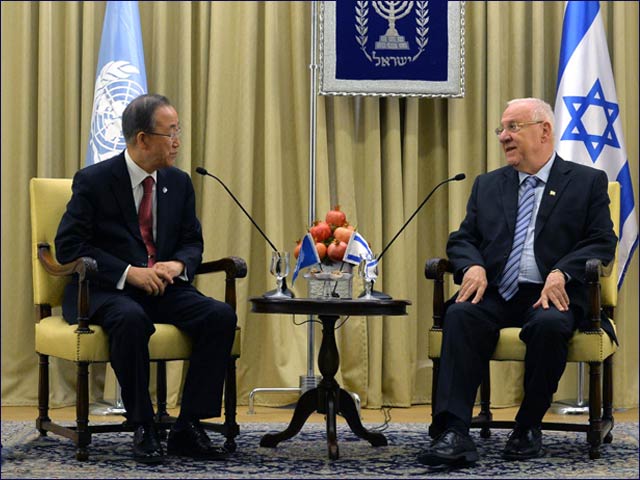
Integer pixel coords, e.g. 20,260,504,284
111,154,143,242
501,168,520,234
535,156,572,238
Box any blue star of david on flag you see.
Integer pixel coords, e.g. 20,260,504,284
561,79,620,163
554,1,637,288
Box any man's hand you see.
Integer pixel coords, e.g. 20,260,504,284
126,266,167,296
533,270,569,311
456,265,488,304
153,260,184,284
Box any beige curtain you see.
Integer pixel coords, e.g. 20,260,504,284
2,1,637,412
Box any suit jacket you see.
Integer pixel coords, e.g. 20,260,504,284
446,155,617,333
55,152,204,323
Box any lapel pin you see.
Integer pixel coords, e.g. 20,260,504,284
549,190,556,196
162,187,168,194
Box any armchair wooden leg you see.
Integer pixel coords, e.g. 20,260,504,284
155,361,169,419
76,362,91,461
36,354,51,436
223,355,239,452
155,360,170,439
587,361,603,460
428,358,440,438
475,363,492,438
602,355,614,444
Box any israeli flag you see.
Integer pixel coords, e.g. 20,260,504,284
292,233,321,285
86,1,147,166
342,231,374,265
554,1,638,287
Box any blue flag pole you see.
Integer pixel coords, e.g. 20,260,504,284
87,1,147,417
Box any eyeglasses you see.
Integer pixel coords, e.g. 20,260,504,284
494,121,543,136
146,127,182,141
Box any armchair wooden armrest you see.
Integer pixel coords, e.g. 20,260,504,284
195,257,247,310
425,258,453,329
585,258,613,332
37,243,97,334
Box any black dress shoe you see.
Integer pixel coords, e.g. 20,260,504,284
167,421,229,460
417,428,479,466
503,425,544,460
133,423,164,464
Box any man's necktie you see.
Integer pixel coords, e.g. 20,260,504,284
139,176,156,267
498,175,540,301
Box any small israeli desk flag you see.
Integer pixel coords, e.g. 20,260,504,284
554,1,638,287
86,1,147,166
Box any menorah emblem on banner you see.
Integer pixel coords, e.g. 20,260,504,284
373,1,414,50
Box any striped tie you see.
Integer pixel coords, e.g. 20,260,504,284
498,176,540,301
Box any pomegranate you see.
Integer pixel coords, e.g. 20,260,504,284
316,242,327,260
309,221,332,242
325,205,347,227
327,240,348,262
333,226,353,244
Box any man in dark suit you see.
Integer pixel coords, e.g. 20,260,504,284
417,98,617,466
56,94,235,464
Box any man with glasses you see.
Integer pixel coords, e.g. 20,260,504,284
418,97,616,466
56,94,235,464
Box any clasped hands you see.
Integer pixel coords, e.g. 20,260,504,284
127,260,185,296
456,265,569,311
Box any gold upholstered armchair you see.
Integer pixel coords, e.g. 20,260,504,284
30,177,246,460
425,182,620,460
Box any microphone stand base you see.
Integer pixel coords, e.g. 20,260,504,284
357,289,392,300
263,288,295,298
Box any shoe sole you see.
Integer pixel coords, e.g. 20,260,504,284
134,455,164,465
502,448,546,461
418,450,479,466
167,448,228,461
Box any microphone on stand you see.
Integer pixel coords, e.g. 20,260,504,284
361,173,466,300
195,166,294,298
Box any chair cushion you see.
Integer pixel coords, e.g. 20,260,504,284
35,316,241,362
428,323,617,363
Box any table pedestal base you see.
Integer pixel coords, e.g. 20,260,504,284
260,314,387,460
260,383,386,460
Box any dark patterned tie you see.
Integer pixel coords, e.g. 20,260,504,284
138,176,156,267
498,175,540,301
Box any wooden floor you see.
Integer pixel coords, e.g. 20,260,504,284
2,404,637,425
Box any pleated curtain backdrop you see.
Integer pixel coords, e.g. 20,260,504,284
1,1,638,411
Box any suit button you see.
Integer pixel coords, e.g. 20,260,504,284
142,262,147,267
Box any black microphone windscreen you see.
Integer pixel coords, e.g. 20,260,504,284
454,173,466,181
195,167,208,176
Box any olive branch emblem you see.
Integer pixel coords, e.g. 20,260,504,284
355,1,371,61
413,1,429,60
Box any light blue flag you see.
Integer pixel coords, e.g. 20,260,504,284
86,1,147,166
292,233,321,285
554,1,638,287
342,231,374,265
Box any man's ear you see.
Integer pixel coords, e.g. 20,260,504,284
136,131,151,150
541,121,553,143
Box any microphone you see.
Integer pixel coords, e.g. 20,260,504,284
196,167,279,252
196,167,294,298
360,173,466,300
377,173,466,261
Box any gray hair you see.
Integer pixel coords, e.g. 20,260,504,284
507,97,555,131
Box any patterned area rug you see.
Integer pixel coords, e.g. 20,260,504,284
1,421,638,478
